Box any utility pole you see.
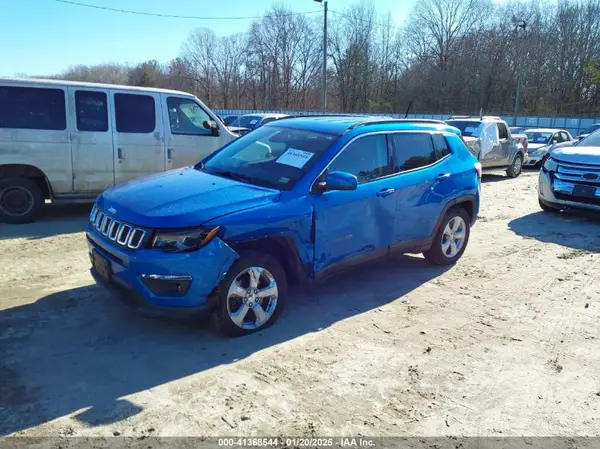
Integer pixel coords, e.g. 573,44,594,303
514,19,527,118
314,0,328,113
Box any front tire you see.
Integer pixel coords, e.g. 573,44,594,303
0,177,44,224
506,154,523,178
211,251,287,337
424,208,471,266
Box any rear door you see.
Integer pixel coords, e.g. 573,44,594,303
162,95,227,169
110,90,165,185
388,132,450,245
312,134,396,275
68,87,114,192
497,122,511,165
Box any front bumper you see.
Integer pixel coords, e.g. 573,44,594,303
87,227,238,317
524,152,545,166
538,170,600,212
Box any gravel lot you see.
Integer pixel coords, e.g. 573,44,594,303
1,170,600,438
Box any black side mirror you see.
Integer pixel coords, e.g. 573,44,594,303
203,120,220,137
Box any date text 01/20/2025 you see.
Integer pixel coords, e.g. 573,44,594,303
217,438,376,447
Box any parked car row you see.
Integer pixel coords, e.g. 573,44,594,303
1,77,599,337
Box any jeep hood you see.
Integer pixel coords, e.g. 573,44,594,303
97,167,280,228
552,146,600,165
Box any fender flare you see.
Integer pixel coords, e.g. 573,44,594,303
432,194,478,238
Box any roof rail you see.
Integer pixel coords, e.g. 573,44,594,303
275,113,378,121
348,118,447,130
448,115,503,121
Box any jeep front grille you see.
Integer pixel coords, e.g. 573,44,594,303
89,206,146,250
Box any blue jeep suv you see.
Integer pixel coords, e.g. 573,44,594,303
87,116,481,336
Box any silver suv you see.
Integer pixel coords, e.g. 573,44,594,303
539,130,600,213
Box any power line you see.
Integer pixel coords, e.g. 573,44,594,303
55,0,322,20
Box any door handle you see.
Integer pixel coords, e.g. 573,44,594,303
436,173,451,181
117,148,125,160
376,188,395,197
167,148,174,160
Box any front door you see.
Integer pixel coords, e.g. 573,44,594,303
313,134,396,276
162,95,228,169
110,90,165,185
68,87,114,192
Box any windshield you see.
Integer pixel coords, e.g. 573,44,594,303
223,116,238,125
445,120,483,137
200,126,338,190
575,128,600,147
582,124,600,135
525,132,552,144
230,115,262,129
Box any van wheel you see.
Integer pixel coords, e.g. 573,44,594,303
0,177,44,224
424,208,471,266
211,251,287,337
506,154,523,178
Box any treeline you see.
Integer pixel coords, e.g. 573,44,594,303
47,0,600,116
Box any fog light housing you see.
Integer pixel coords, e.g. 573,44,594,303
141,274,192,297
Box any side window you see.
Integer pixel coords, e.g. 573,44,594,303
328,135,390,183
114,93,155,133
560,132,569,142
391,133,437,172
167,97,212,136
75,90,108,132
0,86,66,130
432,133,451,159
497,123,509,139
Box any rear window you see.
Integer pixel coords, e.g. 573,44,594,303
0,86,66,130
446,120,482,137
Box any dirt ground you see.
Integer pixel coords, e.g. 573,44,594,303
1,169,600,438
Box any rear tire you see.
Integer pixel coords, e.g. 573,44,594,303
506,154,523,178
423,208,471,266
0,177,44,224
211,251,287,337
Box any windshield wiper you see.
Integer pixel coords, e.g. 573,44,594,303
208,169,254,184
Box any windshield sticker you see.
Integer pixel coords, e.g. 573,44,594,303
276,148,314,169
465,126,478,133
536,136,548,143
249,119,258,125
279,176,290,184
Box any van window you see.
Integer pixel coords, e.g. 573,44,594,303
75,90,108,132
166,97,212,136
114,93,155,133
0,86,66,130
391,133,437,172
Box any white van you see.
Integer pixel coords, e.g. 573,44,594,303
0,77,237,223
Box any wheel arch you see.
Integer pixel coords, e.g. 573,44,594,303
0,164,53,200
432,195,477,238
227,236,309,286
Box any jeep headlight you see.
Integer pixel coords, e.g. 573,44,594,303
152,226,220,252
543,157,558,172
